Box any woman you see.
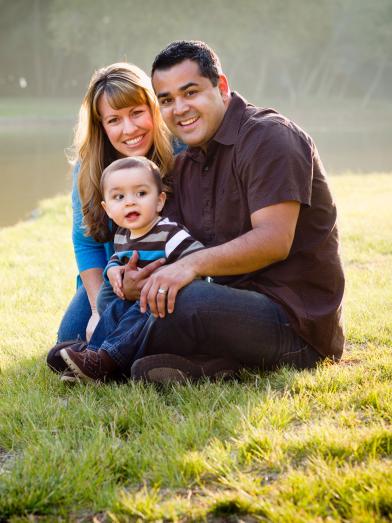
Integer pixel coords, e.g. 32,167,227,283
57,63,175,343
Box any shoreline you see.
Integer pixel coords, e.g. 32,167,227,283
0,116,76,128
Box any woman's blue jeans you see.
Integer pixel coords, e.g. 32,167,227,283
57,281,116,342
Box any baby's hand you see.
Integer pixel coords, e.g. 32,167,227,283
107,266,125,299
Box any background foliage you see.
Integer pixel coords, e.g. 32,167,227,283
1,0,391,105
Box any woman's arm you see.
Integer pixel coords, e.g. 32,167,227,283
79,268,104,310
79,268,103,340
72,164,108,274
71,163,109,339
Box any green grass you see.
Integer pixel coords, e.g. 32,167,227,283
0,173,391,522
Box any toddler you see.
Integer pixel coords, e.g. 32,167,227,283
59,156,203,382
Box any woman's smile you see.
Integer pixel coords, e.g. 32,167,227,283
124,135,145,146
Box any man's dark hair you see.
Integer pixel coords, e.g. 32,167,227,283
151,40,222,86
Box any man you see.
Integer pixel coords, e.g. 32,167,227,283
124,40,345,383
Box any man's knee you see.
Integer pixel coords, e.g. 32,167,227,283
175,280,216,311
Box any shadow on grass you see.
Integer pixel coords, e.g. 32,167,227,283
0,353,303,518
2,347,391,521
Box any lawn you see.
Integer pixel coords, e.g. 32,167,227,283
0,173,391,522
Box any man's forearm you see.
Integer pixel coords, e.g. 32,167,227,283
187,200,299,277
138,225,291,318
185,225,291,278
139,201,300,317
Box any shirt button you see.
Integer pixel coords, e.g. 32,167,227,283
203,165,209,172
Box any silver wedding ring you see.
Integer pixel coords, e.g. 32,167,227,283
158,288,168,294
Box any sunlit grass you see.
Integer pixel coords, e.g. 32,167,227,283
0,173,391,521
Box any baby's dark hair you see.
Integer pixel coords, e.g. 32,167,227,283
151,40,222,87
100,156,163,199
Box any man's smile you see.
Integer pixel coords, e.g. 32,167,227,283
177,116,199,127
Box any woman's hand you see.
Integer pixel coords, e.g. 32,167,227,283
107,265,125,299
86,310,100,342
122,251,166,301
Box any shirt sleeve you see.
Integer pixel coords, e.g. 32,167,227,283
237,119,313,215
164,224,204,263
102,253,122,281
71,163,109,273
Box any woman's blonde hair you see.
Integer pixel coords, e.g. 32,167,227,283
71,62,173,242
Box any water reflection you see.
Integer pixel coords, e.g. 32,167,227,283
0,124,72,228
0,123,391,228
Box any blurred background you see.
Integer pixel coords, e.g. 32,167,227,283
1,0,391,227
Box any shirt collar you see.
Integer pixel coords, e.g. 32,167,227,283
213,91,248,146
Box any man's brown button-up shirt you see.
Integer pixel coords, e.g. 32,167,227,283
168,92,345,360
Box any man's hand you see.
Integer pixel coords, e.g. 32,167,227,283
139,259,198,318
106,265,125,299
122,251,166,301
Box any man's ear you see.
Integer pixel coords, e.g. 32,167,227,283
157,191,167,213
218,74,230,103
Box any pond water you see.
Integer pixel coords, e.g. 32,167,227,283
0,123,73,228
0,122,391,228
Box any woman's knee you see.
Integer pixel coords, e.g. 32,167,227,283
57,286,91,342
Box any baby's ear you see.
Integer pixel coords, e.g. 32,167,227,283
157,191,167,212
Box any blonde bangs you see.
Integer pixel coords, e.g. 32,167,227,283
92,81,148,120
